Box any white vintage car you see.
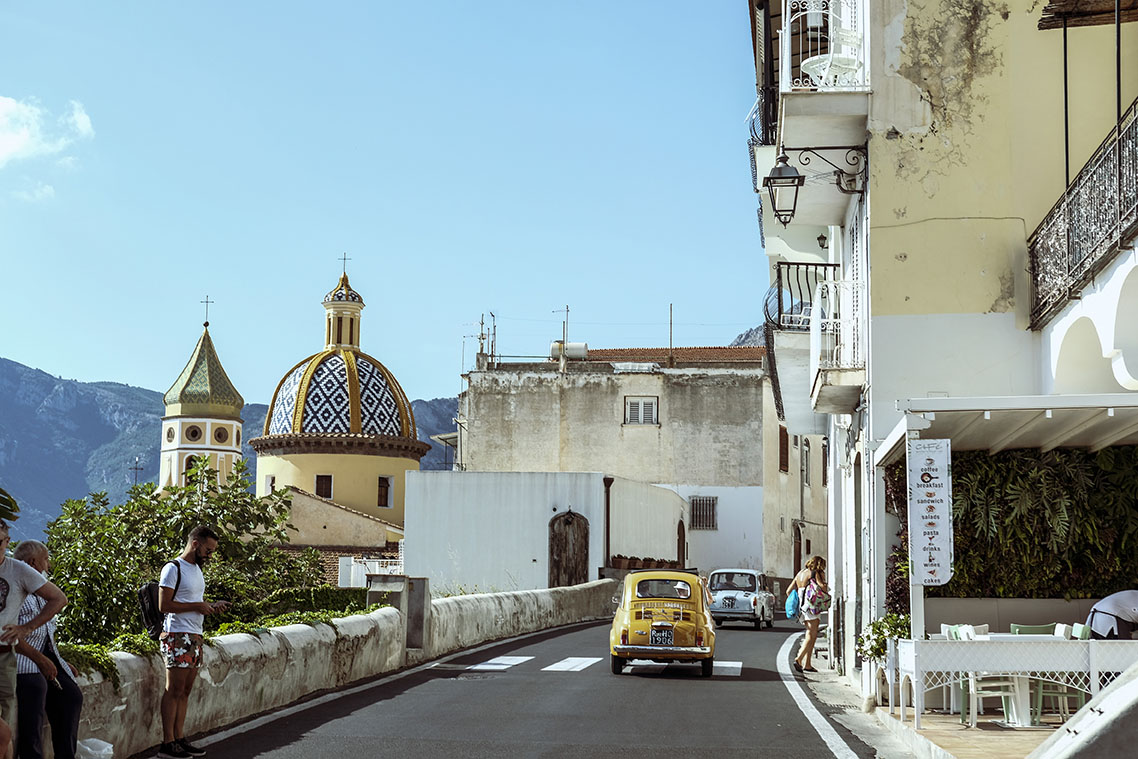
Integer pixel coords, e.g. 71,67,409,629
707,568,776,628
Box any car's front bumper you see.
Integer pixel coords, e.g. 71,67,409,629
612,645,713,658
712,609,759,620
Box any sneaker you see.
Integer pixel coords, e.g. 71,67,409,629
177,738,208,757
157,743,191,759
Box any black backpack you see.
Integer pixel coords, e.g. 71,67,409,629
139,561,181,640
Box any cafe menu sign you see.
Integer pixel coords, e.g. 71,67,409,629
907,438,953,586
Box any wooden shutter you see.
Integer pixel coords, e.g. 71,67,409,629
779,426,789,472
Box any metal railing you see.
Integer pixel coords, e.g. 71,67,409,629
779,0,867,92
764,261,839,331
809,280,865,376
1029,97,1138,328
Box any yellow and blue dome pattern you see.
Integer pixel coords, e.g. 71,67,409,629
264,348,415,437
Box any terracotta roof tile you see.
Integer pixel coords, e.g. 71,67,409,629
586,346,765,363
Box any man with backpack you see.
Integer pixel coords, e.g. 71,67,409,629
156,526,229,759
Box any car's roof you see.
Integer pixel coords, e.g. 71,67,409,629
709,568,760,574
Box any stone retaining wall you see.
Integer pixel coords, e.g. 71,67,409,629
64,579,616,758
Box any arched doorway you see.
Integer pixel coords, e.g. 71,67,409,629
677,521,686,567
549,511,589,587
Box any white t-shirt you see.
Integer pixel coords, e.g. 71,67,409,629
159,558,206,635
0,558,47,631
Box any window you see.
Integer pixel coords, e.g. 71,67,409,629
624,396,658,425
793,434,800,448
690,496,718,530
805,539,812,554
336,317,343,344
315,474,333,499
821,439,828,488
780,515,786,532
214,427,229,444
185,425,202,442
636,579,691,599
265,475,276,493
165,427,175,443
779,426,789,473
803,438,811,487
377,476,391,508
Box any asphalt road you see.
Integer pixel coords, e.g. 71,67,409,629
199,619,890,759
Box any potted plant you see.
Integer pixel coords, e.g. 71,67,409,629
857,612,911,663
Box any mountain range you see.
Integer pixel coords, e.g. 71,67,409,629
0,357,457,541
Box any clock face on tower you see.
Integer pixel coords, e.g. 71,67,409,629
186,425,202,442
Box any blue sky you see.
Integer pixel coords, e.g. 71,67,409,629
0,2,765,404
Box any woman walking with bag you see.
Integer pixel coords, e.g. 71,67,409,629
788,556,830,673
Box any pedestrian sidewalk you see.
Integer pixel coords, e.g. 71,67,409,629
800,663,1057,759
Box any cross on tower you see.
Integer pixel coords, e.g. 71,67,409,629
201,295,214,327
339,252,352,274
129,456,144,486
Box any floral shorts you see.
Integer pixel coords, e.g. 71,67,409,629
161,632,204,669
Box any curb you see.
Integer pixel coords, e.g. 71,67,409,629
872,707,958,759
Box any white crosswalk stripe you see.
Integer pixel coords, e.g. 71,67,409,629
626,659,743,676
542,657,603,672
468,656,534,671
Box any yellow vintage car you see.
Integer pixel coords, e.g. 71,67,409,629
609,569,716,676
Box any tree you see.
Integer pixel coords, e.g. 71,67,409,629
47,457,322,644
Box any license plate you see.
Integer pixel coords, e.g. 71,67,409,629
649,629,674,646
722,597,735,609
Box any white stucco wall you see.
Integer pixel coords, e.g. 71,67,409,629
659,484,763,573
607,477,686,561
869,312,1040,435
404,471,683,593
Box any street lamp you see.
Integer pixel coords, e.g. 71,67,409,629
762,151,805,227
817,232,828,249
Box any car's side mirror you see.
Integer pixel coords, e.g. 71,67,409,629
611,595,620,605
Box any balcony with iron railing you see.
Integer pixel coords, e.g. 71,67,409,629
1029,96,1138,329
779,0,868,93
809,279,866,414
762,261,838,432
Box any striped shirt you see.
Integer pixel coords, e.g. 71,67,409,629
14,593,71,680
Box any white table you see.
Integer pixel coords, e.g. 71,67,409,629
886,638,1138,729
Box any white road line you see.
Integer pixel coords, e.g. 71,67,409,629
624,660,743,676
777,633,858,759
469,655,534,671
542,656,602,671
713,661,743,676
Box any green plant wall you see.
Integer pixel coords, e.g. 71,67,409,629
883,445,1138,609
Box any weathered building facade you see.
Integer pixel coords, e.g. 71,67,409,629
749,0,1138,698
454,346,777,573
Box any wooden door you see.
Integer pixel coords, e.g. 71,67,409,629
677,521,686,567
549,511,589,587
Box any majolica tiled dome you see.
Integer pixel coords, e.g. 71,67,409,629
323,273,364,304
264,349,415,437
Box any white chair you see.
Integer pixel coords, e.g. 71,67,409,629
958,624,1017,727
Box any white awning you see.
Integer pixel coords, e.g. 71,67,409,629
874,393,1138,467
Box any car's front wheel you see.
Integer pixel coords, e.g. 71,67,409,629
610,654,625,675
713,617,722,628
701,657,714,677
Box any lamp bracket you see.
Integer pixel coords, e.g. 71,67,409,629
782,145,867,195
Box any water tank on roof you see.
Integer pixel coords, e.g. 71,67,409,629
550,341,588,360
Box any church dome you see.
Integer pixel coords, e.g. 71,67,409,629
263,348,415,437
324,273,365,305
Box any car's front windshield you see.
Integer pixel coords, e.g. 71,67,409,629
709,572,756,592
635,579,691,599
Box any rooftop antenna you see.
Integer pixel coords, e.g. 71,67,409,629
489,312,497,363
339,252,352,274
553,305,569,373
129,456,144,486
669,303,675,367
200,295,214,327
478,314,486,354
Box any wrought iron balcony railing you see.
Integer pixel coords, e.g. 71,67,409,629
764,261,839,331
1029,97,1138,328
809,279,865,374
779,0,867,92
